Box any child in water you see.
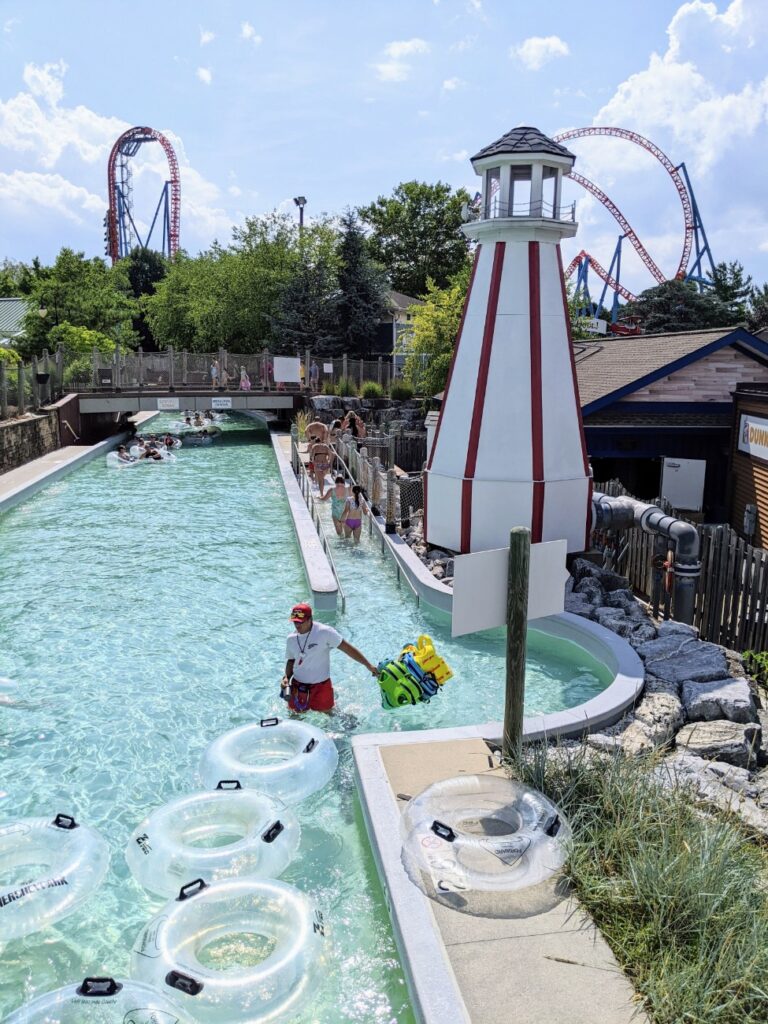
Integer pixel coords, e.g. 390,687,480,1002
342,485,368,544
321,476,349,537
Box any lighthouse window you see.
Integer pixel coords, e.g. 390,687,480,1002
510,164,532,215
542,166,557,217
484,167,501,216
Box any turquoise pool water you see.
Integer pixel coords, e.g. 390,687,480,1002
0,415,610,1020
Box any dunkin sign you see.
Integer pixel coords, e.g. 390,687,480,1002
738,414,768,462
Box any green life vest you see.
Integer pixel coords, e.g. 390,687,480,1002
378,659,422,710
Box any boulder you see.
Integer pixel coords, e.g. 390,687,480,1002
753,767,768,808
431,565,445,580
427,548,451,561
619,721,658,756
564,593,595,619
659,754,768,834
603,590,639,612
634,692,685,741
444,558,454,578
656,620,698,639
573,578,605,604
681,677,756,724
627,622,658,645
643,673,680,697
595,608,630,634
675,720,761,768
569,558,631,593
634,635,728,684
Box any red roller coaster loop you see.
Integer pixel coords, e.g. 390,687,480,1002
565,250,636,303
106,126,180,264
553,127,696,294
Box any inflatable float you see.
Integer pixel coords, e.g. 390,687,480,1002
0,814,110,940
125,784,300,898
5,976,196,1023
199,718,338,805
132,877,326,1023
401,775,570,895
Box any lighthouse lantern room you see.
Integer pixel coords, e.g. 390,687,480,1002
424,126,592,555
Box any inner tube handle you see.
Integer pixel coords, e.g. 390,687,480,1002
52,813,79,830
165,970,204,996
430,820,456,842
215,779,243,790
177,878,208,901
260,717,279,727
262,820,284,844
303,737,317,753
544,813,562,837
76,977,123,997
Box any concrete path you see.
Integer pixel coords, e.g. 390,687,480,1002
357,735,647,1024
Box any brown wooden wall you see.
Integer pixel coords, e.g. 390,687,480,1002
625,348,768,403
730,396,768,548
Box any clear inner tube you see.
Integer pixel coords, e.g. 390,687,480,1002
199,718,338,805
0,815,110,941
5,976,197,1023
105,451,141,468
401,775,571,894
131,877,327,1024
125,785,300,898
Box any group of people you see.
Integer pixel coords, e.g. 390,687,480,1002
115,435,177,463
303,411,371,544
181,410,223,434
321,478,369,544
210,361,252,391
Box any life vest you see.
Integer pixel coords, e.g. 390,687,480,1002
378,660,422,709
404,635,453,685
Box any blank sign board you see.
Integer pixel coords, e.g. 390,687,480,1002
273,356,301,383
451,539,568,637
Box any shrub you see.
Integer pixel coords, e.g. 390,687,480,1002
360,380,384,399
321,380,336,396
390,381,414,401
335,376,358,397
293,409,310,442
744,650,768,686
0,346,21,367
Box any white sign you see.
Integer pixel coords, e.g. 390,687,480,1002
738,413,768,463
273,356,301,384
157,397,179,411
585,317,607,334
660,456,706,512
451,540,568,637
211,396,232,410
323,362,333,374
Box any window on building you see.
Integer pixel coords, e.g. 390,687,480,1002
484,167,501,217
542,166,558,217
510,165,532,215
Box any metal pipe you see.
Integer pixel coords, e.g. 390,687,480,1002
591,490,700,625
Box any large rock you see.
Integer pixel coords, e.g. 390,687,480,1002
634,635,728,684
593,608,656,644
634,692,685,740
628,622,659,645
675,720,761,767
681,677,756,724
564,593,596,619
656,620,699,639
570,558,630,593
619,721,657,756
603,589,639,612
659,754,768,834
573,577,604,604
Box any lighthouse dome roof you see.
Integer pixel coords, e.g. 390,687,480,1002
472,126,575,163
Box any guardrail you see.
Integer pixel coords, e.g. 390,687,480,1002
291,435,346,614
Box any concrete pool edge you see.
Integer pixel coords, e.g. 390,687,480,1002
270,432,338,611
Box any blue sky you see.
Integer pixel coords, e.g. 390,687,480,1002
1,0,767,296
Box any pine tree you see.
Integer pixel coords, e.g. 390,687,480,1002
708,260,752,320
747,284,768,334
336,211,387,358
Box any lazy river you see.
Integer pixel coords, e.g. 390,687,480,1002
0,414,611,1020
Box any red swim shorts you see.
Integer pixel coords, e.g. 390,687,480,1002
289,678,334,713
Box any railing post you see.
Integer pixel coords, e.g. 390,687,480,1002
91,346,99,389
17,362,26,415
0,361,7,421
371,456,382,515
31,356,40,411
342,353,348,382
114,341,121,391
55,346,64,398
377,356,382,386
138,346,144,387
218,347,225,390
386,360,391,392
305,347,311,393
359,358,364,388
182,349,188,387
168,346,175,392
43,349,51,403
386,468,397,534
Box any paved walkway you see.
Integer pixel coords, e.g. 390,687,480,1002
368,736,647,1024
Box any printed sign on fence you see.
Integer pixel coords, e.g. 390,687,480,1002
157,397,179,411
323,363,333,373
211,396,232,410
273,356,301,384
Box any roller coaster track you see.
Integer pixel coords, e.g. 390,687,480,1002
553,127,696,297
565,250,636,303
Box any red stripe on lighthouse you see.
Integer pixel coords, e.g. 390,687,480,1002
426,246,481,472
556,244,590,476
529,241,544,543
460,241,506,553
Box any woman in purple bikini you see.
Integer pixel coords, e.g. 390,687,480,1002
342,485,368,544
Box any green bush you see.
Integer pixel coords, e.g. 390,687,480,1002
0,346,21,366
390,381,414,401
744,650,768,686
335,376,358,397
360,380,384,399
321,380,336,396
516,744,768,1024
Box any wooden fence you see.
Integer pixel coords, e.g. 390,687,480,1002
594,479,768,654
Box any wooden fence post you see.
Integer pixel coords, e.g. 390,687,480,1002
0,361,7,421
55,346,64,398
17,363,26,415
31,356,40,411
386,468,397,534
342,354,348,382
168,346,175,391
503,527,531,764
182,349,188,387
91,346,99,389
377,356,383,386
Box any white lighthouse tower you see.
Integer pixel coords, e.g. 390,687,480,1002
424,126,592,555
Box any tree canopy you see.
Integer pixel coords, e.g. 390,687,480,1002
623,279,733,334
708,260,753,321
336,211,387,358
358,180,471,298
404,262,471,396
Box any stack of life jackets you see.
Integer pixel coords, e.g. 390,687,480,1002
377,635,454,710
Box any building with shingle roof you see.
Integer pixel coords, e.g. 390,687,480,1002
471,126,575,164
0,297,27,342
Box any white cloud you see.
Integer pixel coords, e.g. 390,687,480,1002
375,39,430,82
3,17,20,33
451,35,477,52
440,149,469,162
442,77,464,91
199,28,215,46
241,22,262,46
228,184,242,197
22,60,68,106
196,67,212,85
510,35,570,71
466,0,483,13
0,170,104,223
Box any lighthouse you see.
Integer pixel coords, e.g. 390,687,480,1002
424,126,592,555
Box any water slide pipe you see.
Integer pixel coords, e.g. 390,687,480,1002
591,491,700,625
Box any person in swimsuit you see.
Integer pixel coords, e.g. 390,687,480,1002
342,411,367,448
116,445,135,463
281,603,377,713
321,476,349,537
310,441,333,497
342,485,368,544
305,420,329,444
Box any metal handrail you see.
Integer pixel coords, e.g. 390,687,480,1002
292,439,346,613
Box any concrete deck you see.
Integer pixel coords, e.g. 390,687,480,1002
354,734,646,1024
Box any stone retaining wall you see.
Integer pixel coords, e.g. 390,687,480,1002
0,412,60,474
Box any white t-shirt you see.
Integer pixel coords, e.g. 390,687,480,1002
286,622,343,684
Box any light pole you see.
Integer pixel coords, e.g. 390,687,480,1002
293,195,307,233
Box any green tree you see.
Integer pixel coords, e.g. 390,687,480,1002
0,259,35,297
708,260,752,320
123,246,167,350
565,282,596,340
358,180,470,297
623,279,732,334
747,283,768,334
404,263,471,396
272,223,341,353
337,211,387,358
